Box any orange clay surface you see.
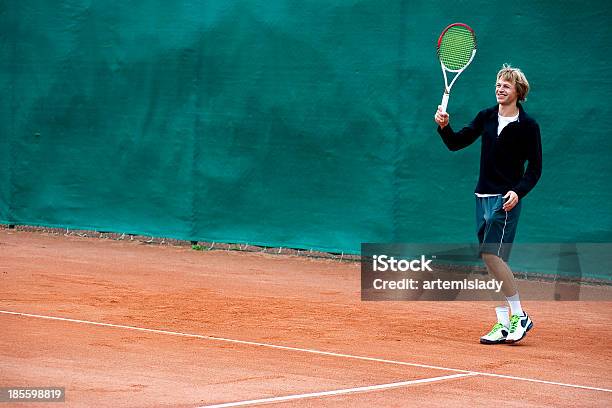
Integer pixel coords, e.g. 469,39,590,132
1,229,611,407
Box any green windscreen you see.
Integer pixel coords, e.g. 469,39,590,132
1,1,611,279
438,25,476,70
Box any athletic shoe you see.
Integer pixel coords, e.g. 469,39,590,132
480,322,509,344
506,312,533,343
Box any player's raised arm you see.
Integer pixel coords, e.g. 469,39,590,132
435,108,484,151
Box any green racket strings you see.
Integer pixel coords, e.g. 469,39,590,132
438,26,476,70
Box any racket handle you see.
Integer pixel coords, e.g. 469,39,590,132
441,92,449,112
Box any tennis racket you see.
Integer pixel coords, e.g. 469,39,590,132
437,23,477,112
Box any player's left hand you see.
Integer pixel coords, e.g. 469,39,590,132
503,191,519,212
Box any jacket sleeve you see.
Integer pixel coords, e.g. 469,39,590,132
437,110,484,151
513,122,542,199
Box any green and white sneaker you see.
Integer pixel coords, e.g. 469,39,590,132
480,322,509,344
506,312,533,343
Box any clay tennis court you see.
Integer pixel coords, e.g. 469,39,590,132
1,227,611,407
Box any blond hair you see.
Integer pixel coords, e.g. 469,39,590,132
497,64,530,102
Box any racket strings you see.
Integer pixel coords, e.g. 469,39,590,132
438,26,476,70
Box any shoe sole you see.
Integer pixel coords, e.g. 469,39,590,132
506,321,533,344
480,337,507,345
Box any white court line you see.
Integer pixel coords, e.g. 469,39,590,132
196,373,478,408
1,310,611,394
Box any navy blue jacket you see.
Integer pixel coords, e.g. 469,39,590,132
438,104,542,199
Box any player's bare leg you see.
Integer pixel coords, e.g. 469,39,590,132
481,253,533,343
482,253,517,297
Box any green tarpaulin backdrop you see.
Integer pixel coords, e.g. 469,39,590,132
2,2,611,271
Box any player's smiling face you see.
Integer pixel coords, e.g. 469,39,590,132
495,79,518,106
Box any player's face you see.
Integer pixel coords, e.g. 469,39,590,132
495,78,518,106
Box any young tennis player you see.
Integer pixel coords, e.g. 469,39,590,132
434,64,542,344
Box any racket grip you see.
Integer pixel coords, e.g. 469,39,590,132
441,92,449,112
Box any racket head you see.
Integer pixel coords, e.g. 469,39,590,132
437,23,477,72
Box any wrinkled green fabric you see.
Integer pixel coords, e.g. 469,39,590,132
1,2,610,276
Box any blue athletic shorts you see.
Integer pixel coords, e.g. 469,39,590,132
476,195,521,261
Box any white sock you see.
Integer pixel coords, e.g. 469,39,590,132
495,306,510,327
506,293,524,316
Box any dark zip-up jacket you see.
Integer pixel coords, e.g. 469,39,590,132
437,104,542,199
